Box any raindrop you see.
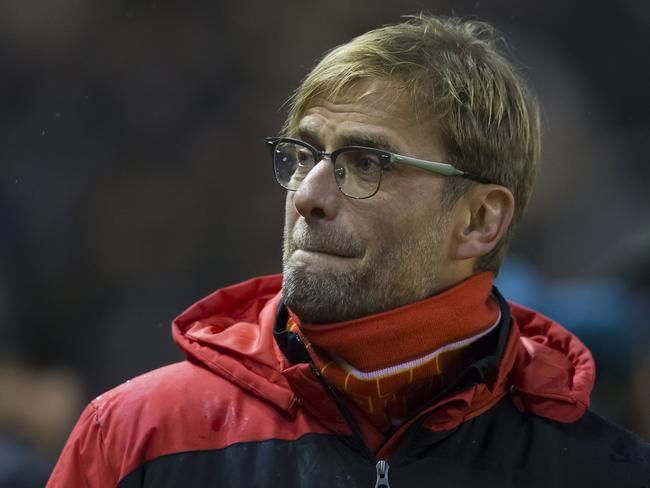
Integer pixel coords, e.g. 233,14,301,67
55,112,61,120
40,129,46,136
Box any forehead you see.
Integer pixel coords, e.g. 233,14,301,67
297,80,443,159
300,83,404,138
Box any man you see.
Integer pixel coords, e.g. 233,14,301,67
49,15,649,487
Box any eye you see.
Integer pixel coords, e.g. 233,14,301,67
296,147,313,167
353,153,381,172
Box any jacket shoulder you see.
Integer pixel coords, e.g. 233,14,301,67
559,409,650,473
458,398,650,487
91,359,300,455
91,360,223,417
534,408,650,486
48,360,304,487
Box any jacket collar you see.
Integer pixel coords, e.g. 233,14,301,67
172,274,594,432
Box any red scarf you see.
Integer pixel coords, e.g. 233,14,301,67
288,272,500,432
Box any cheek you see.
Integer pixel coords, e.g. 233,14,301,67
352,203,404,252
368,199,445,250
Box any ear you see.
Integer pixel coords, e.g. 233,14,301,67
450,185,515,260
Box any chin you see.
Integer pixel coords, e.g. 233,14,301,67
281,262,359,322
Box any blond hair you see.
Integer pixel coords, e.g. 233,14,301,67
282,15,541,273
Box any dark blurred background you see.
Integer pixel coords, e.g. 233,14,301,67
1,0,649,483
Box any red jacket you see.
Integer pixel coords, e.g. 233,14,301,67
48,275,649,487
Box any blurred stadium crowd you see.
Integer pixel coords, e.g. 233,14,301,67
1,0,649,485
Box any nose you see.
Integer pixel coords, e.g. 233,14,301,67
291,159,342,221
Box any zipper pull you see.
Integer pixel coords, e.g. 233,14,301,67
374,460,390,488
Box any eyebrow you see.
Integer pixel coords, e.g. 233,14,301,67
296,126,401,154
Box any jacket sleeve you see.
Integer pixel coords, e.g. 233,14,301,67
47,402,120,488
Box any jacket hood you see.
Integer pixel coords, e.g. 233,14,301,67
508,302,594,422
172,275,297,413
172,275,595,427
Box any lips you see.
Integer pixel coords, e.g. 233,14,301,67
288,220,364,260
297,247,357,258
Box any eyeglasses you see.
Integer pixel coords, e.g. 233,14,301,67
265,137,492,199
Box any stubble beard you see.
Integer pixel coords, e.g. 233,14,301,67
281,214,448,323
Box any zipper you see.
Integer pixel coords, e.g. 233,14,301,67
308,362,395,486
308,363,374,459
288,324,372,459
310,364,394,486
374,460,390,487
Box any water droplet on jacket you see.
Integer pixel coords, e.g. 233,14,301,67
211,417,223,432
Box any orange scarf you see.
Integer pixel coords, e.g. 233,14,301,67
288,272,500,432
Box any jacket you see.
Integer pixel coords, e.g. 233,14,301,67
48,274,650,487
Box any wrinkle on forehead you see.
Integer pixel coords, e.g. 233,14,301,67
299,112,409,155
299,83,407,146
297,80,446,161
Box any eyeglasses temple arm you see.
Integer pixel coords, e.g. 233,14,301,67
392,154,491,184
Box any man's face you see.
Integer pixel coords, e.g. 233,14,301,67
282,81,459,323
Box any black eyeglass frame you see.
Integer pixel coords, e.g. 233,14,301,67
265,136,493,199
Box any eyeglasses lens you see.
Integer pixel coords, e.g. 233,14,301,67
334,149,382,198
273,141,315,191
